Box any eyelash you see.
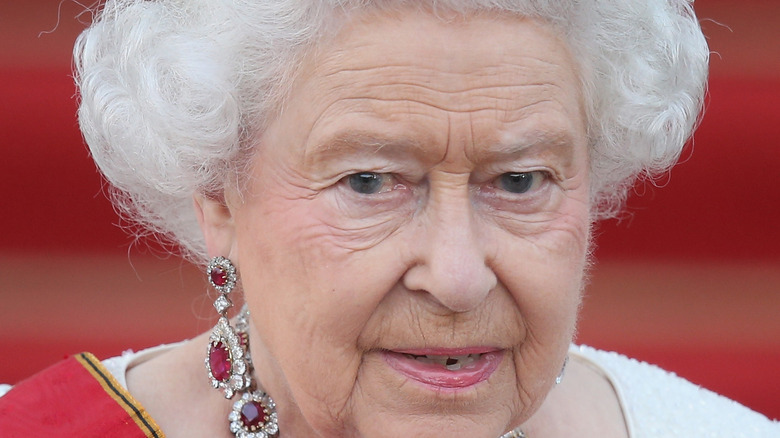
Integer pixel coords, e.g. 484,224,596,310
341,170,550,198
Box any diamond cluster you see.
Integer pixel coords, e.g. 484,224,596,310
206,316,251,398
208,256,237,297
229,391,279,438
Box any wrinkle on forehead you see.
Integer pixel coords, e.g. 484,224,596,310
290,9,581,107
305,49,577,117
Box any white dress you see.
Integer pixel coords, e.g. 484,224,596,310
571,345,778,438
2,344,777,437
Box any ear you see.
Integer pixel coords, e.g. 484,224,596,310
193,193,238,260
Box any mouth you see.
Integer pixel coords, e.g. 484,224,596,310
383,348,504,390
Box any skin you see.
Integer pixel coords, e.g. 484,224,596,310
127,9,627,438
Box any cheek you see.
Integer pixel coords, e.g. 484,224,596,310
234,191,412,425
495,193,590,345
236,193,397,329
498,184,590,285
236,213,362,428
235,199,356,346
497,229,586,338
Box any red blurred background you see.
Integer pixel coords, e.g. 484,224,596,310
1,0,778,419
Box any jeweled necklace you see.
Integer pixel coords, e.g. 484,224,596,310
501,429,527,438
226,308,279,438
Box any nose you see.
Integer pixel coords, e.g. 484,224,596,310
402,187,497,313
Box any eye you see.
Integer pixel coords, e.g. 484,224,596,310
346,172,392,195
496,171,546,194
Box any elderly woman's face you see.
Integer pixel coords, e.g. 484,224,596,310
205,10,590,438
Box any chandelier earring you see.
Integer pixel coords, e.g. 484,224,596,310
205,256,252,399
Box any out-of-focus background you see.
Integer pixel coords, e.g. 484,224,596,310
1,0,778,419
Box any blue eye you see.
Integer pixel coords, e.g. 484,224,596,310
497,172,540,194
347,172,385,194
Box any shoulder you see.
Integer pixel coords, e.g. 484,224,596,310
0,342,184,398
0,343,182,436
0,352,165,437
571,345,779,438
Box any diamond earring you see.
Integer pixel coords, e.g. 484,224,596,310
205,256,252,398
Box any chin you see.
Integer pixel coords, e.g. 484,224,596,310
325,352,522,438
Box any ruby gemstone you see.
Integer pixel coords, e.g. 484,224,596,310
210,267,227,286
241,401,267,430
208,341,231,382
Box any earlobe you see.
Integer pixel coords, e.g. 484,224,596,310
193,193,237,259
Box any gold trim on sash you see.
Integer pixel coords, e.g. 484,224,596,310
76,352,166,438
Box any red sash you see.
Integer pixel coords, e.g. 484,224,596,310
0,352,165,437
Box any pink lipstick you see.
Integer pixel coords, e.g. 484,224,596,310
383,348,503,390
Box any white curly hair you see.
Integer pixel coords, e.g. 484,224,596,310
74,0,709,264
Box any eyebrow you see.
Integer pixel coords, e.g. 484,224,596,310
304,131,431,166
304,127,578,167
487,129,576,162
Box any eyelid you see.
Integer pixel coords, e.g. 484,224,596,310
476,158,550,175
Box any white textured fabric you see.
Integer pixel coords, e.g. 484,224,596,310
571,345,779,438
101,342,184,391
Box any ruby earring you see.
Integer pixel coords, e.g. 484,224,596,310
205,256,251,398
205,257,280,436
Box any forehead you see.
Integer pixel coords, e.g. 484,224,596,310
277,10,585,163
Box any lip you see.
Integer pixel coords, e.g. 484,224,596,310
383,348,504,390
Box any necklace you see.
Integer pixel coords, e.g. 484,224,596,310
228,308,279,438
229,306,526,438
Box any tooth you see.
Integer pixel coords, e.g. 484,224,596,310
425,355,447,366
416,355,434,364
406,353,484,369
